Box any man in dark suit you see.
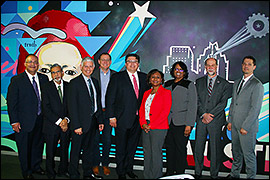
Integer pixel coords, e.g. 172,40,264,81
91,53,116,176
67,57,104,179
106,53,149,179
194,57,232,179
41,63,70,179
7,54,49,179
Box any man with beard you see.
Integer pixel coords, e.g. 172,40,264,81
194,57,232,179
41,63,70,179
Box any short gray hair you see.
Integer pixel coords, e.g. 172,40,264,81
81,57,95,67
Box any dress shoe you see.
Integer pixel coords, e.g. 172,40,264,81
118,175,126,179
33,168,46,175
194,174,201,179
102,166,110,176
57,172,70,178
225,174,239,179
47,175,55,179
84,173,103,179
127,172,138,179
93,166,99,175
23,174,34,179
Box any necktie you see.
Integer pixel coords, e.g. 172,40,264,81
58,85,63,103
208,78,213,97
88,79,95,114
32,76,41,115
132,74,139,99
237,79,245,95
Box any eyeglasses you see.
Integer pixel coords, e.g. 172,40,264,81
126,60,139,63
51,70,62,74
100,59,111,62
26,61,39,65
174,68,184,72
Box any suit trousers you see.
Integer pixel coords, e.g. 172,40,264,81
165,123,189,175
142,129,167,179
230,126,257,179
69,124,96,178
115,117,141,176
194,120,223,178
44,129,70,178
15,115,44,177
92,111,112,167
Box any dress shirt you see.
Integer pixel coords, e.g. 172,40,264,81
127,70,140,90
25,70,41,98
100,69,111,108
82,74,97,113
238,74,253,92
53,80,70,125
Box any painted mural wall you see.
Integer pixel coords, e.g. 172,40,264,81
1,1,269,175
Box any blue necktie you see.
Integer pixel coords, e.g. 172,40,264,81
32,76,41,115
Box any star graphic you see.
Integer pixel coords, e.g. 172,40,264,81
129,1,156,27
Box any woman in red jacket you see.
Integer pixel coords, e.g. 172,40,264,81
139,69,172,179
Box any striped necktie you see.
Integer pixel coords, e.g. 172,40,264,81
58,85,63,103
88,79,95,114
208,78,213,97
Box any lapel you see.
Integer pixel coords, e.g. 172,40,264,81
211,76,221,95
22,71,38,97
50,81,63,103
237,75,254,95
124,70,137,98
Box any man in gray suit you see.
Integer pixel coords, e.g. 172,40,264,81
226,56,264,179
194,57,232,179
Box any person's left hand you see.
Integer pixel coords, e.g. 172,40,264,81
142,124,150,133
184,126,191,137
99,124,104,131
240,128,248,135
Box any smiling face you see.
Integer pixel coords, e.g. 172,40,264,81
205,58,217,77
24,55,39,75
173,64,185,81
125,56,139,74
242,58,256,77
51,66,64,84
81,60,95,78
98,54,111,72
149,72,163,87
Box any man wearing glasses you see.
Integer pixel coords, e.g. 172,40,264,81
91,53,116,176
7,54,49,179
106,53,149,179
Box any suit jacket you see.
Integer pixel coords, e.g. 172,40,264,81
7,71,49,132
195,75,232,125
165,79,197,126
106,70,149,129
67,74,102,133
228,75,264,132
139,85,172,129
41,80,69,134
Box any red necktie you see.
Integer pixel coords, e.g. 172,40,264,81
132,74,139,99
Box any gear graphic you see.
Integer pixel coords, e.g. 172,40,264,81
246,13,269,38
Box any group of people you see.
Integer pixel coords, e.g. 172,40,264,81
7,52,264,179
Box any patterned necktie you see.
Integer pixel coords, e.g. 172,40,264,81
132,74,139,99
58,85,63,103
208,78,213,97
88,79,95,114
32,76,41,115
237,79,245,95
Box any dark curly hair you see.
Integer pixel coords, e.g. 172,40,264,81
170,61,189,79
147,69,164,86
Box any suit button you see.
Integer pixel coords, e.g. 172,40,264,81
236,103,238,106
